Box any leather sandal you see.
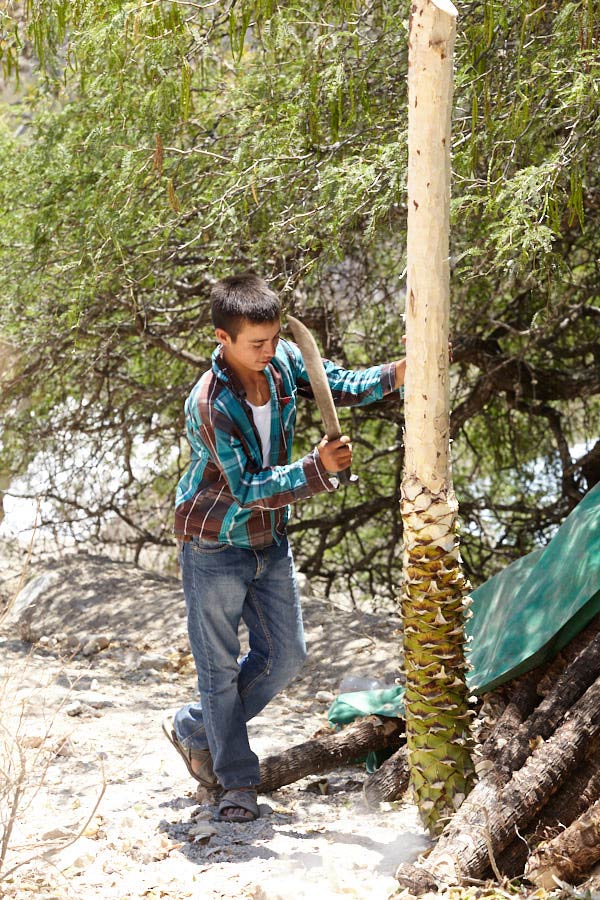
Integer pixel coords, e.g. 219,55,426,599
217,788,259,823
161,716,219,790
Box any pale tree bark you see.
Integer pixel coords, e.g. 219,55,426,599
400,0,474,836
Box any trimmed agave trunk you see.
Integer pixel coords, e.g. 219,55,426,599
401,481,474,834
400,0,475,835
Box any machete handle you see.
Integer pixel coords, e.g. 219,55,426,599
337,467,359,486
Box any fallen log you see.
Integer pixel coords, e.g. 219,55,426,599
363,744,409,805
395,618,600,888
495,747,600,878
477,618,600,877
258,715,404,793
396,672,600,890
526,798,600,888
479,669,541,767
393,671,541,892
500,628,600,775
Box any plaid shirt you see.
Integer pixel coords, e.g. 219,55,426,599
174,338,397,548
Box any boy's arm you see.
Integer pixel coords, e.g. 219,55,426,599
284,339,404,407
199,405,337,511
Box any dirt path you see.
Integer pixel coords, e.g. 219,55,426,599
0,550,429,900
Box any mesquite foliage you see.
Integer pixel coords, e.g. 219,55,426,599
0,1,598,595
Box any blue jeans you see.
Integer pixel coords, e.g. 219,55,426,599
173,535,307,790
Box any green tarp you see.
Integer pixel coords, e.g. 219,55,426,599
329,481,600,727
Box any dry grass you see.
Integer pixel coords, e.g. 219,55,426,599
0,524,105,897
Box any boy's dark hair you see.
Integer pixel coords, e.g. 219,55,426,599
211,273,281,340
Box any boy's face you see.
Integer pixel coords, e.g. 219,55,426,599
216,318,281,376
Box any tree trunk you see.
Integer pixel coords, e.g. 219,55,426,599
401,0,474,837
396,673,600,889
258,715,404,793
363,745,410,805
526,798,600,888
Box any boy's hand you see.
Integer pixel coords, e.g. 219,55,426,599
394,357,407,390
317,435,353,473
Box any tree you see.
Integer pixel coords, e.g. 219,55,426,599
400,0,474,835
0,1,598,596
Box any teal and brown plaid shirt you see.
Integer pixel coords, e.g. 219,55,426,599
174,338,398,548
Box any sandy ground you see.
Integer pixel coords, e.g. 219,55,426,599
0,545,430,900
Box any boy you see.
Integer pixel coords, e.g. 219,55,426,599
164,273,405,822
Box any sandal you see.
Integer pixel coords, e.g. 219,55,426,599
161,716,218,790
217,788,259,823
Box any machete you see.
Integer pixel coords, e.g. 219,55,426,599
287,315,358,486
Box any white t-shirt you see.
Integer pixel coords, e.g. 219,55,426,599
247,400,272,467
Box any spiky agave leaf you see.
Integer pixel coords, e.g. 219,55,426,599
400,476,475,835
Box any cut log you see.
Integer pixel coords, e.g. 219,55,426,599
394,620,600,888
479,669,541,767
396,673,600,889
500,627,600,776
478,625,600,877
258,715,404,793
540,740,600,826
363,745,409,805
526,798,600,888
393,672,540,891
495,747,600,878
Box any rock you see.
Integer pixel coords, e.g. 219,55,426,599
315,690,335,704
296,571,310,597
188,822,218,843
41,825,76,842
304,778,330,795
20,734,45,749
53,737,75,757
63,700,102,718
81,635,111,656
9,571,62,640
138,653,172,670
83,816,104,838
258,803,274,816
51,837,98,871
65,634,83,649
191,808,214,821
80,693,116,709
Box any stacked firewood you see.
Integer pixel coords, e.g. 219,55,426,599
258,614,600,892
